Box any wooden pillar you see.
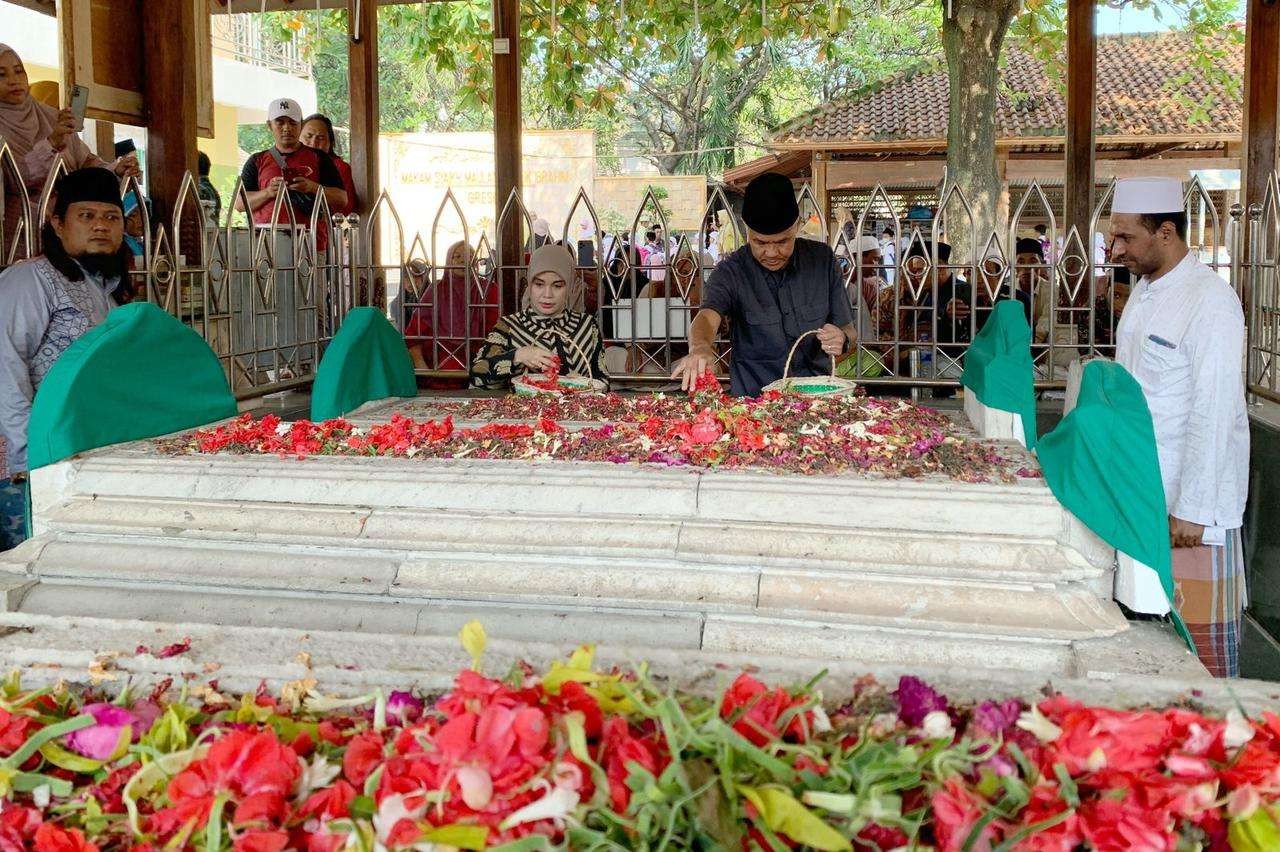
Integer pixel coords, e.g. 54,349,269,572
1243,0,1280,213
141,2,198,223
1064,0,1096,240
348,0,380,216
94,121,115,162
811,152,829,238
493,0,522,270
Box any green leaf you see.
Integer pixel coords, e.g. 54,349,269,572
1053,763,1080,808
205,792,229,852
5,714,96,770
1229,808,1280,852
39,740,107,774
350,794,376,820
738,785,852,852
420,823,489,849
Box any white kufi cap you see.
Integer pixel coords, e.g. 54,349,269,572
1112,177,1184,215
857,235,881,254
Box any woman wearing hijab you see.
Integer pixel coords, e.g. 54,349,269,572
404,240,498,376
299,113,357,216
470,244,607,390
0,46,140,193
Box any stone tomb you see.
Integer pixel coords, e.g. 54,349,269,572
0,395,1203,684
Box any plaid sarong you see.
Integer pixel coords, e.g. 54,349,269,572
0,478,25,553
1172,528,1246,678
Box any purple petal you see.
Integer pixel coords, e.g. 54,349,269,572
386,690,424,725
892,676,949,727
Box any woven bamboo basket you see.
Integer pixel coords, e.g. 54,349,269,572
761,328,858,397
512,331,608,397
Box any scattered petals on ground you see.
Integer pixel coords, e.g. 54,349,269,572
3,629,1279,850
160,388,1035,482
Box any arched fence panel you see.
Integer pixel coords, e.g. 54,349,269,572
0,168,1273,400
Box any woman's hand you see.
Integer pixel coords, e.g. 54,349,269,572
48,108,76,152
112,154,141,179
515,345,558,371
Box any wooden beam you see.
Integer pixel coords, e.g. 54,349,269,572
492,0,522,273
348,0,380,217
7,0,55,15
141,0,199,226
1243,0,1280,216
1064,0,1095,238
210,0,447,12
826,159,947,189
1006,157,1241,184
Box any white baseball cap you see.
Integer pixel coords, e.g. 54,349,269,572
267,98,303,124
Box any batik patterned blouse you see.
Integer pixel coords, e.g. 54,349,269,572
469,308,608,390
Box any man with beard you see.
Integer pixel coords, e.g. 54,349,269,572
0,168,133,550
671,172,855,396
1109,176,1250,677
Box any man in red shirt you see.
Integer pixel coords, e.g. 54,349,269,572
234,98,347,227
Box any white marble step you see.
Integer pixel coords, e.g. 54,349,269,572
5,530,1125,642
37,495,1108,589
32,452,1090,544
0,612,1232,712
9,576,1099,673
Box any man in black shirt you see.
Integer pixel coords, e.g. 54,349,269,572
671,173,856,396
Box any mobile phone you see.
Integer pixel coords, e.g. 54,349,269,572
68,84,90,131
114,138,137,160
282,166,301,183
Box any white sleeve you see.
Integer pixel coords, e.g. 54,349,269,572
1171,301,1248,529
0,267,52,473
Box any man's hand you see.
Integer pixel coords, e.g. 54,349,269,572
266,176,286,195
816,323,848,357
671,345,716,392
945,299,971,321
289,176,320,195
1169,515,1206,549
112,154,142,180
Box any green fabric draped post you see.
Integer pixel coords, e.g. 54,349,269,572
310,307,417,421
27,303,238,470
1035,359,1194,652
960,299,1038,449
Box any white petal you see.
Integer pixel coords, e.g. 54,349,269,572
1224,709,1256,750
499,784,580,831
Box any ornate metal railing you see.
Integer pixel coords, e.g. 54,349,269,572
2,143,1276,404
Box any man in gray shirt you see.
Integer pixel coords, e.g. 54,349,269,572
671,172,856,396
0,168,130,551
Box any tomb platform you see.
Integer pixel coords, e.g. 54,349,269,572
0,394,1205,685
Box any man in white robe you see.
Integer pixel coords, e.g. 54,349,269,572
1109,176,1250,677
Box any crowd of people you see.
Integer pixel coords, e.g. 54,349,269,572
0,37,1254,678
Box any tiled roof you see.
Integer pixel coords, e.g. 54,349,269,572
770,31,1243,148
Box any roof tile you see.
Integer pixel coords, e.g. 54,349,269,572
771,32,1243,147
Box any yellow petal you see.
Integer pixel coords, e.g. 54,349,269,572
459,621,487,671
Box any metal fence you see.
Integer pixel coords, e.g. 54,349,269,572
3,145,1277,404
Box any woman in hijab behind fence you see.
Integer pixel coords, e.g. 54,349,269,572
470,244,607,390
0,46,140,193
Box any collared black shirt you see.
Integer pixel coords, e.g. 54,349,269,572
702,239,853,397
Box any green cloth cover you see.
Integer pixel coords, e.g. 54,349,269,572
310,307,417,420
1035,359,1194,652
960,299,1038,449
27,303,237,469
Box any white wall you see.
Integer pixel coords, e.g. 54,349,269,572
2,5,59,68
